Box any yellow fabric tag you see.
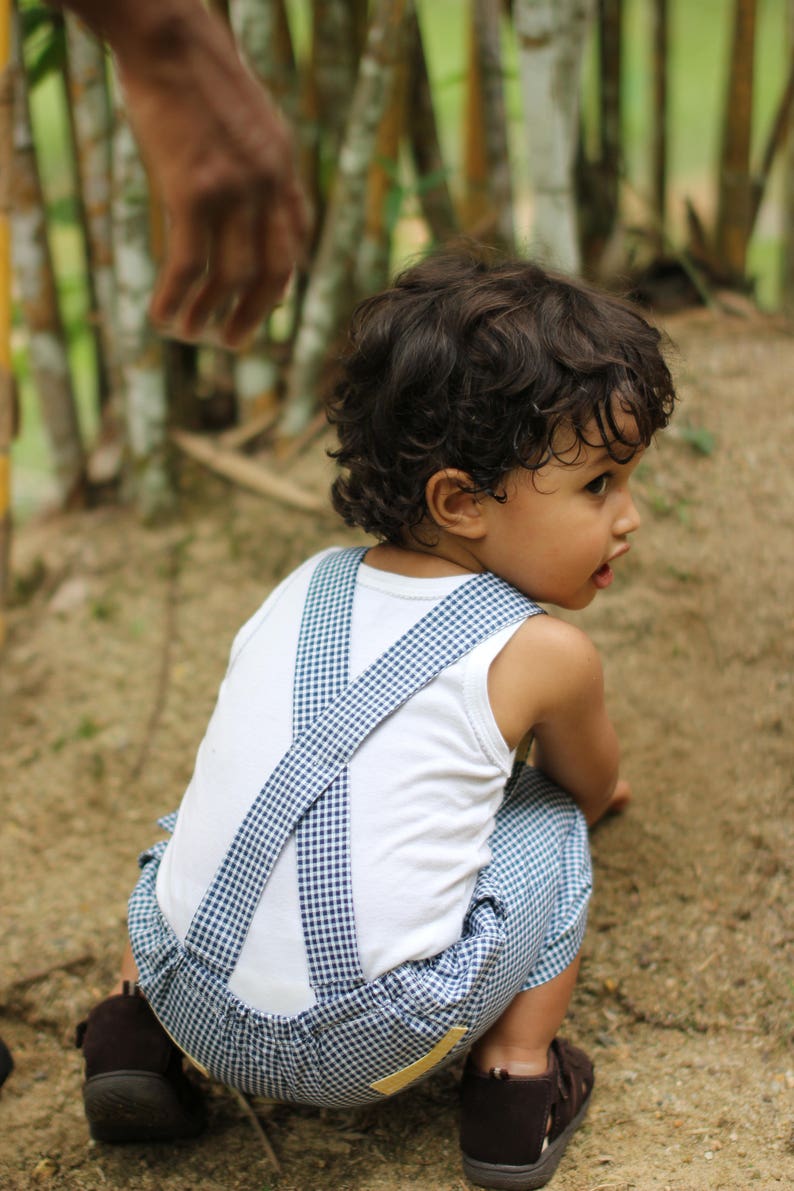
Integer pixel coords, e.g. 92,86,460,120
370,1025,468,1095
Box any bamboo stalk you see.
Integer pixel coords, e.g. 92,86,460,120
462,2,489,232
12,8,86,507
599,0,622,234
229,0,295,421
579,0,623,272
312,0,359,155
748,49,794,236
112,75,173,518
281,0,410,437
650,0,667,244
514,0,595,273
298,0,361,244
0,0,11,641
782,5,794,312
406,9,457,243
715,0,757,280
472,0,514,251
355,49,408,298
64,15,123,411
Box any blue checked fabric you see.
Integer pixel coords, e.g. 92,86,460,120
129,547,593,1104
183,547,541,989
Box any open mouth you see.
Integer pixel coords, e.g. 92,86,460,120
592,562,614,589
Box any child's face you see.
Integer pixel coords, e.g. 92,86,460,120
476,413,644,609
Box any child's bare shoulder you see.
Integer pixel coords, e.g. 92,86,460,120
489,614,606,748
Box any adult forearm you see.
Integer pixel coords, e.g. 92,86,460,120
55,0,197,54
54,0,230,89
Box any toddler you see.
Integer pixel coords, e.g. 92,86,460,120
77,251,675,1190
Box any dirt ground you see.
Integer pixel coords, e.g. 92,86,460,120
1,310,792,1191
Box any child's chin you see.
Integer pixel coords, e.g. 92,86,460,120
549,590,596,611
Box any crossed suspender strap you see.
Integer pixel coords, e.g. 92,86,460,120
183,548,543,993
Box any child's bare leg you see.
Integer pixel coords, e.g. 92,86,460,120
108,940,139,996
470,954,581,1077
460,954,593,1186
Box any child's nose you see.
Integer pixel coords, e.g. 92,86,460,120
614,491,641,537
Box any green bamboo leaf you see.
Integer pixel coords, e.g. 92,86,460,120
384,183,405,236
413,168,450,195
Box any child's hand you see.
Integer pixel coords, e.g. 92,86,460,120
606,778,632,815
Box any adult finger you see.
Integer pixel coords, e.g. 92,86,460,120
149,210,210,331
220,211,301,347
177,201,261,341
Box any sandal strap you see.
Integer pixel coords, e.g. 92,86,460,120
547,1038,594,1143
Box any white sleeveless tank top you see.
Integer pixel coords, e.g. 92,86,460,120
156,549,520,1014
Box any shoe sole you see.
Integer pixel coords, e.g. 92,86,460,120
83,1070,205,1143
461,1097,590,1190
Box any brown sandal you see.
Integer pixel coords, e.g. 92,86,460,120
459,1037,594,1189
76,983,206,1143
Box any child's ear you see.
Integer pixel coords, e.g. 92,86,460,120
425,469,487,540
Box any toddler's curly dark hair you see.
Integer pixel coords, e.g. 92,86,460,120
327,249,676,544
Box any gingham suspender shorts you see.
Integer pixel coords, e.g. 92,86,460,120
128,547,593,1106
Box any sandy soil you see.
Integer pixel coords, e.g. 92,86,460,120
1,311,792,1191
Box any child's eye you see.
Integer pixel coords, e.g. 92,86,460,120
585,473,610,496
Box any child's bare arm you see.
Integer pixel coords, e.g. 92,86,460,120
490,617,621,825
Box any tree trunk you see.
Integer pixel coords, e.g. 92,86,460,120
715,0,756,281
514,0,594,273
471,0,514,251
406,9,457,243
112,79,173,518
281,0,410,437
0,0,12,637
12,10,86,506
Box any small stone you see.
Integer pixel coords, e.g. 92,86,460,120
32,1158,58,1181
49,577,90,614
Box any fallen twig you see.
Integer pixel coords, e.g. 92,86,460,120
274,408,329,466
230,1088,282,1173
217,409,279,451
171,429,328,515
4,952,94,995
128,539,181,783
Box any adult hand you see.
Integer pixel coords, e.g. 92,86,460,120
62,0,309,347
